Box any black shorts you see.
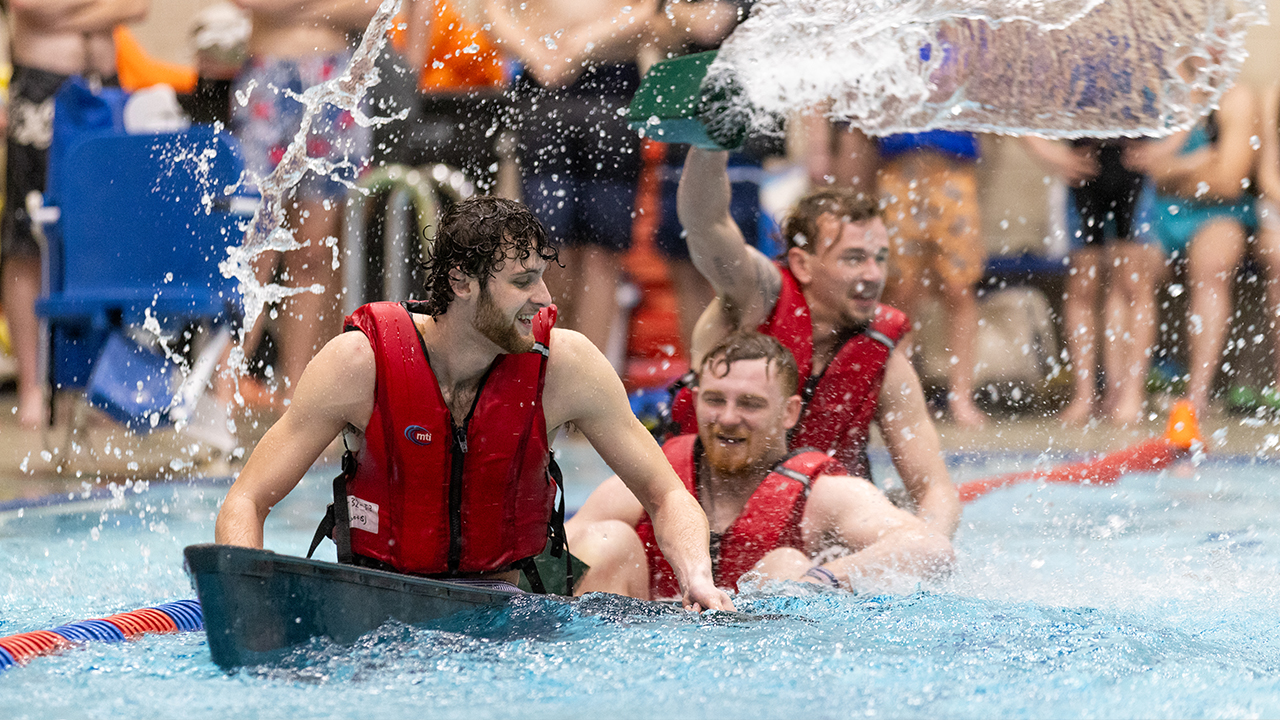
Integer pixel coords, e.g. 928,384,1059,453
1072,141,1145,246
2,65,69,269
654,145,765,259
380,90,507,193
513,64,642,250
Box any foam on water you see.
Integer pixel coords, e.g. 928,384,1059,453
712,0,1266,138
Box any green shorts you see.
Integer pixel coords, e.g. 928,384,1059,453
517,540,591,596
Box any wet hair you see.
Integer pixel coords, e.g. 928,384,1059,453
780,188,880,255
698,331,800,397
420,196,558,316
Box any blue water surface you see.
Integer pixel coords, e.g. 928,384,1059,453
2,449,1280,719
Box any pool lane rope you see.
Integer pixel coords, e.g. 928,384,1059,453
0,599,201,670
956,401,1204,504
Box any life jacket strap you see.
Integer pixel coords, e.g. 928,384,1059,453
307,450,358,563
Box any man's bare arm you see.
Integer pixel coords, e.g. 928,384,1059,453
533,0,656,88
215,332,376,548
1125,86,1258,200
804,475,954,588
875,348,961,538
486,0,656,88
544,329,732,611
12,0,148,32
1258,84,1280,202
569,475,647,527
678,147,781,329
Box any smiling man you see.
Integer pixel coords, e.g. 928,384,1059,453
216,196,732,612
566,331,954,597
674,148,961,537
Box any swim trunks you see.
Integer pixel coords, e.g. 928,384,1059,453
654,148,767,259
879,148,987,292
231,52,370,200
1,65,70,269
514,63,642,251
1069,141,1148,246
1150,123,1258,255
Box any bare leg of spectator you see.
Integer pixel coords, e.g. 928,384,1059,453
669,258,715,355
1185,219,1248,416
544,246,582,332
1103,242,1163,425
940,278,985,428
1254,224,1280,386
2,256,43,428
1060,246,1102,426
575,245,622,359
276,199,342,399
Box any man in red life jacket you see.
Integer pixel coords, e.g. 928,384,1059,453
215,196,732,612
566,331,954,598
675,147,961,538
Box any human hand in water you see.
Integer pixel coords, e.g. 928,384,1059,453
682,575,736,613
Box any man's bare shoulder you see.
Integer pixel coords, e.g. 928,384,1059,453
543,327,626,428
804,472,919,531
545,327,613,385
287,330,378,430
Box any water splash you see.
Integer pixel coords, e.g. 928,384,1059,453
712,0,1266,138
218,0,406,383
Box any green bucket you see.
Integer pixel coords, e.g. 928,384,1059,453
627,50,750,151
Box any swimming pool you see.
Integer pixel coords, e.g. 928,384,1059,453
2,446,1278,719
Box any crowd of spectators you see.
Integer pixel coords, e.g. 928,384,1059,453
2,0,1280,433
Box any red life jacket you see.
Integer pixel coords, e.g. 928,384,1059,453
635,434,845,597
337,301,558,576
666,266,909,479
760,265,909,478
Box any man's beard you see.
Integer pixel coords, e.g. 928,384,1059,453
474,284,534,354
699,425,765,477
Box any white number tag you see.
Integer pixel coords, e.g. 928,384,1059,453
348,496,379,534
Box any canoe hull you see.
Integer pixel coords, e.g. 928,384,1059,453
184,544,518,669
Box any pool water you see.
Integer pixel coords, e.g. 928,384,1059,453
2,448,1279,719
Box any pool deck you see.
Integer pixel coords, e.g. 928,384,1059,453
2,389,1278,505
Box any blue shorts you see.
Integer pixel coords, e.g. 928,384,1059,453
522,174,636,251
1152,192,1258,255
654,149,765,260
231,52,371,200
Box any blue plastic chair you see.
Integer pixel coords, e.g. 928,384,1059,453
33,79,251,428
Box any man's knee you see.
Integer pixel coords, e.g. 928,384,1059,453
747,546,812,582
567,519,650,598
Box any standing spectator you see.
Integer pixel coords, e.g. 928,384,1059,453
486,0,656,358
230,0,376,402
1123,84,1259,417
2,0,150,429
876,130,988,428
1024,137,1163,426
1253,82,1280,401
397,0,506,192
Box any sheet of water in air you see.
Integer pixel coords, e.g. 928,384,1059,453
712,0,1266,138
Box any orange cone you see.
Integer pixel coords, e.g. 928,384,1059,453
1164,400,1203,450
